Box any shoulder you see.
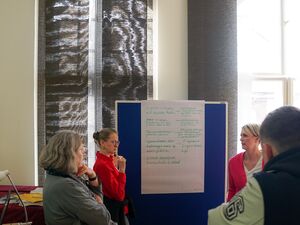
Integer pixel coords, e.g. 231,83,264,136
94,154,106,169
229,152,244,162
94,153,111,166
94,158,113,170
208,178,264,225
229,152,244,167
44,174,83,196
44,174,98,206
44,174,73,190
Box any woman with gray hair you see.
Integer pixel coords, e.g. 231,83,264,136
227,123,264,201
39,130,116,225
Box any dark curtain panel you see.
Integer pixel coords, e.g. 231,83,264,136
38,0,152,184
188,0,238,159
38,0,90,183
37,0,90,143
44,0,89,138
101,0,148,128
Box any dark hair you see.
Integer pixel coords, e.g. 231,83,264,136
93,128,117,146
260,106,300,153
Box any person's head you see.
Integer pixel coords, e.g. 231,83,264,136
93,128,119,155
39,130,85,174
240,123,260,151
260,106,300,163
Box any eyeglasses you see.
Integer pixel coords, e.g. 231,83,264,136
109,140,120,145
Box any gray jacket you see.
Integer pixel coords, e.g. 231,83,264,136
43,173,116,225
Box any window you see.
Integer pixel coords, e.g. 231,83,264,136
238,0,300,151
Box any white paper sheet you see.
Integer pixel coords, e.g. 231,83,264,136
141,100,205,194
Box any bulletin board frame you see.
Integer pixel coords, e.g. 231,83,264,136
115,101,228,225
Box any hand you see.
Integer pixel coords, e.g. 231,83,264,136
77,164,96,179
95,194,103,204
113,155,119,168
117,155,126,173
77,164,88,176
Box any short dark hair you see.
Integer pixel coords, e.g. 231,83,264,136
260,106,300,153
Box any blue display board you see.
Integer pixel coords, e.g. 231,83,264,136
116,101,227,225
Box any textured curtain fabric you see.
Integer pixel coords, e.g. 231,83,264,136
188,0,238,158
101,0,149,127
38,0,152,184
39,0,90,140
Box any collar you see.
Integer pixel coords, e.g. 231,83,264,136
97,151,114,161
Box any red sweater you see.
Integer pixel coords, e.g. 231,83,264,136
227,152,264,201
93,152,126,201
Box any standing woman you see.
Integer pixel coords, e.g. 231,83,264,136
93,128,129,225
39,130,115,225
227,123,264,201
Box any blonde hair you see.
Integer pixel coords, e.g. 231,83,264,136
242,123,260,138
39,130,82,174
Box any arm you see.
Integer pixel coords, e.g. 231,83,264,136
94,160,126,201
208,178,264,225
77,164,98,186
57,178,112,225
227,162,236,201
78,164,103,203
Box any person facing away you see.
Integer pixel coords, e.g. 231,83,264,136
93,128,130,225
227,123,264,201
208,106,300,225
39,130,116,225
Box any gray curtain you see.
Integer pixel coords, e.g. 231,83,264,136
188,0,238,159
38,0,152,184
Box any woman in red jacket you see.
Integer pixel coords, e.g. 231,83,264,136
227,123,264,201
93,128,129,225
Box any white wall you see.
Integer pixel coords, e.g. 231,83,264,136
0,0,36,185
0,0,187,184
156,0,188,100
